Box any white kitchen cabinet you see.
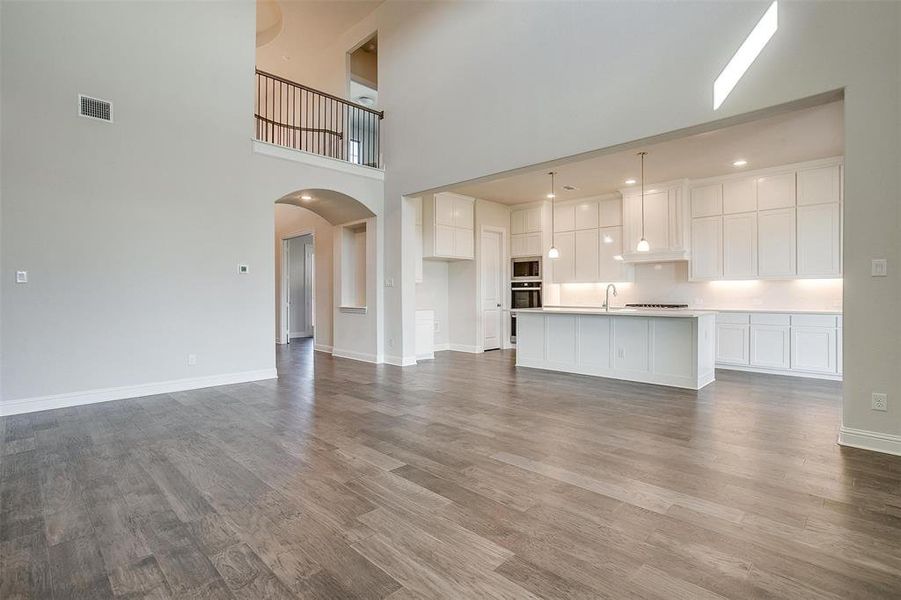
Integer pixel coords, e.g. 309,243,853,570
599,197,622,227
716,323,750,365
797,165,840,206
598,226,633,282
756,172,796,210
750,322,791,369
422,193,474,260
690,216,723,280
551,231,575,283
691,184,723,217
797,202,840,277
792,326,836,374
573,229,599,282
511,232,542,257
757,208,796,277
512,206,542,234
554,199,598,232
723,178,757,214
722,212,757,279
621,181,689,262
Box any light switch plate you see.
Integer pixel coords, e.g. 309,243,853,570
238,264,249,274
16,271,28,283
872,259,887,277
384,278,395,288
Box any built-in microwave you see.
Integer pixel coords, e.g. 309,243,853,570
512,257,541,281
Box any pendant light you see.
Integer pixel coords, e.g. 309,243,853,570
636,151,650,252
547,171,560,259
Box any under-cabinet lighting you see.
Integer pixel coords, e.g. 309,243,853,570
709,280,760,288
713,1,778,110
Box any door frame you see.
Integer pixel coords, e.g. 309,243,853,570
478,225,509,352
280,229,315,345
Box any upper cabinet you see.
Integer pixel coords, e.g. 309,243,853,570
511,204,545,257
621,180,690,263
422,192,474,260
689,158,841,281
548,195,634,284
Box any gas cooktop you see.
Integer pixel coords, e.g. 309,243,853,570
625,303,689,309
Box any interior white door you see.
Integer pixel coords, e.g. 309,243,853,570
286,234,314,340
481,230,504,350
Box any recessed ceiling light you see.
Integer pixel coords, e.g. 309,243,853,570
613,254,624,261
603,235,614,244
282,55,291,61
300,194,312,201
546,193,555,199
733,159,748,167
562,185,578,191
625,179,637,185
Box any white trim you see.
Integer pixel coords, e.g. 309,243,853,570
331,348,379,363
716,363,841,381
252,140,384,181
448,344,483,354
338,306,367,314
0,369,278,417
838,426,901,457
383,355,418,366
314,343,333,354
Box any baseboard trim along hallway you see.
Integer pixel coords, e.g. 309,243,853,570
0,368,278,416
838,426,901,456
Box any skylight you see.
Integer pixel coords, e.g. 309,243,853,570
713,1,778,110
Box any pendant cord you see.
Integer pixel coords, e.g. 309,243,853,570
550,172,555,248
639,152,646,240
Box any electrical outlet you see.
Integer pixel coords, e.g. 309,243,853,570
871,259,887,277
616,348,625,359
872,392,887,412
384,278,395,287
187,354,198,366
16,271,28,283
433,320,440,333
237,264,249,274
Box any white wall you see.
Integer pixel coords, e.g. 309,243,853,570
551,262,843,311
1,0,277,405
274,204,333,348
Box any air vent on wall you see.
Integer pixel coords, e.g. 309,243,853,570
78,94,113,122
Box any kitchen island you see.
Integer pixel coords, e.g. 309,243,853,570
514,307,716,389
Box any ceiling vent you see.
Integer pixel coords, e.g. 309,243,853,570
78,94,113,123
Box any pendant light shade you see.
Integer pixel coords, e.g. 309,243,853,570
547,171,559,259
636,151,650,253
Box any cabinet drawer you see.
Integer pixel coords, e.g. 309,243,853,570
750,313,790,326
792,314,837,328
716,312,750,324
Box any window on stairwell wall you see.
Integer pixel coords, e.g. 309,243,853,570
347,33,378,167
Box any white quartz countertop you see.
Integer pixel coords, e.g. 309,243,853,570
514,307,716,318
706,307,842,315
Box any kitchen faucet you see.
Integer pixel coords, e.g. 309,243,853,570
603,283,617,312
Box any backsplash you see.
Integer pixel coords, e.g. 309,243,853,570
546,262,842,311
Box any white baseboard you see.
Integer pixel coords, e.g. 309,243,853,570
716,363,842,381
415,352,435,361
0,368,278,417
331,349,379,363
448,343,483,354
383,355,418,366
838,426,901,456
314,343,333,353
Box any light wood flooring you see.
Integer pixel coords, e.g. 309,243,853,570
3,339,901,599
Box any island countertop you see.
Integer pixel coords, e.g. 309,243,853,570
514,306,716,318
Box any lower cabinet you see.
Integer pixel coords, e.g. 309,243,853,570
715,323,749,365
715,312,841,379
791,327,836,374
750,325,791,369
